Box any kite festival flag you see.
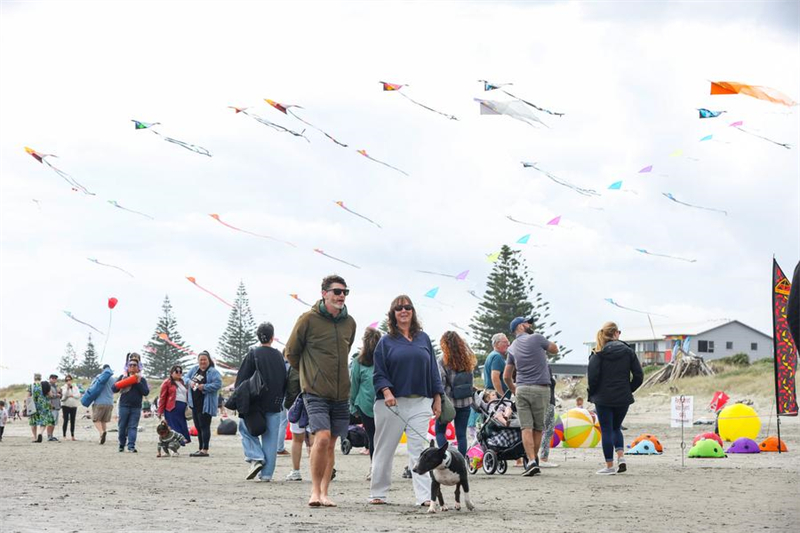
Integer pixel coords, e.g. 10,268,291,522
773,259,798,415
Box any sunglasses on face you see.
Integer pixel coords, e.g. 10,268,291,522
173,369,183,374
327,288,350,296
394,304,414,312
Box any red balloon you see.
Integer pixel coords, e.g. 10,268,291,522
108,297,118,309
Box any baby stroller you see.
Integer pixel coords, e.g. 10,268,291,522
467,390,527,475
341,413,369,455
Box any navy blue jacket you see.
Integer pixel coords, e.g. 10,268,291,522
587,341,643,407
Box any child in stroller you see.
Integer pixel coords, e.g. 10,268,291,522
466,389,527,475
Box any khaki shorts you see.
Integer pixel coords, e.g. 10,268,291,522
92,404,113,423
516,385,549,431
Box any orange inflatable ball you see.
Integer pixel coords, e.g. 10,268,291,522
759,436,788,452
630,433,664,453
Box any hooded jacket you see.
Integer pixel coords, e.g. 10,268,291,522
285,301,357,402
587,340,644,407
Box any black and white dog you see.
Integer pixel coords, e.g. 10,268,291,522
413,441,475,513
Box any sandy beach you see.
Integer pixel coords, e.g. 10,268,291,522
1,394,798,533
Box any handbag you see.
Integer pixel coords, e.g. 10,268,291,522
25,390,37,417
287,394,308,427
438,393,455,424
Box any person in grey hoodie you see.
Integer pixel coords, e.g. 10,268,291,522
587,322,643,475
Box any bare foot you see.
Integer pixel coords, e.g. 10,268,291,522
320,497,337,507
309,493,322,507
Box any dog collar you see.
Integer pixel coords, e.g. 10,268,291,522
443,450,452,468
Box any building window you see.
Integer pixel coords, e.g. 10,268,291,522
698,340,714,353
751,342,758,351
726,342,733,350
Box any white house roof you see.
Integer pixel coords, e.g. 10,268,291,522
583,319,771,344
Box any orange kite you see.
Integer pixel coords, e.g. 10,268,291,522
710,81,797,106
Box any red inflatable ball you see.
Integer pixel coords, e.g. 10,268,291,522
114,375,138,389
693,432,723,447
108,297,119,309
427,418,456,441
189,426,198,437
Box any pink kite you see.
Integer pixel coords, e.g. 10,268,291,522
209,214,296,247
186,276,234,308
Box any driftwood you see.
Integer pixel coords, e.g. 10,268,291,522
641,348,714,388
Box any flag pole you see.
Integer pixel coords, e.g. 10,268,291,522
771,256,783,454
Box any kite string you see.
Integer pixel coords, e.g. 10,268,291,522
100,310,113,362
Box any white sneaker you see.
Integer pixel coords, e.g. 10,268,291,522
285,469,302,481
538,462,559,468
596,467,617,475
246,461,264,480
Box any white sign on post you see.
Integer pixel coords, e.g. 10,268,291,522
671,396,694,428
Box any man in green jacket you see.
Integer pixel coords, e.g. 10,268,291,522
286,274,357,508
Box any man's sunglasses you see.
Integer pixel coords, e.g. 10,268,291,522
394,304,414,312
327,288,350,296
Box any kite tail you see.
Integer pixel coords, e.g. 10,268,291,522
502,90,565,116
734,127,791,149
287,110,348,147
44,161,95,195
398,92,458,121
155,132,212,156
362,154,409,176
246,112,310,141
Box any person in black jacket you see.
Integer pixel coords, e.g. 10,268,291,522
587,322,643,475
236,322,287,482
788,260,800,347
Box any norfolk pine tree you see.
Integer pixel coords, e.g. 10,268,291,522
77,334,102,378
58,342,79,376
143,295,191,378
216,281,257,368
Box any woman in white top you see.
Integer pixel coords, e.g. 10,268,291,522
60,374,82,440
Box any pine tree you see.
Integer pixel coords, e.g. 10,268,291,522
57,342,78,376
77,334,102,378
216,281,257,368
469,244,571,363
143,295,192,378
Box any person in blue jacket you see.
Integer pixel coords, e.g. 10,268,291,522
112,354,150,453
82,364,115,445
185,351,223,457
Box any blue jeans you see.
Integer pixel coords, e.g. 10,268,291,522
595,404,629,462
118,404,142,450
276,408,288,452
435,406,471,456
239,412,282,480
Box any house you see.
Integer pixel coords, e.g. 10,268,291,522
584,319,773,365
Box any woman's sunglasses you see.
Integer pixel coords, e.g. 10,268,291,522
327,288,350,296
394,304,414,312
173,369,183,374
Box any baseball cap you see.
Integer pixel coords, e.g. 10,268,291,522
509,316,532,333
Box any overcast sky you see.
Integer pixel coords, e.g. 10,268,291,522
1,0,798,386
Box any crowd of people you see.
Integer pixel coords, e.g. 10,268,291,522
0,273,645,507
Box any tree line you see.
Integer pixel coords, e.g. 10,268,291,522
60,245,570,379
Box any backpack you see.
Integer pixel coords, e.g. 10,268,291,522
451,370,474,400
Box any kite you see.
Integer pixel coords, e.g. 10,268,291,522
669,149,700,162
710,81,797,107
368,321,379,329
356,149,408,176
728,121,791,149
424,287,439,299
547,216,561,226
334,201,382,228
476,98,547,128
87,258,134,278
604,298,667,317
638,165,653,173
662,192,728,215
698,108,726,119
132,120,212,157
479,80,565,116
313,248,361,269
63,311,104,335
24,147,95,195
522,162,600,197
486,251,500,263
157,332,195,356
635,248,697,263
186,276,234,308
517,234,531,244
700,134,713,142
209,214,296,247
108,200,154,220
608,181,622,190
380,81,458,121
265,99,347,146
416,269,469,280
289,294,313,307
228,106,308,141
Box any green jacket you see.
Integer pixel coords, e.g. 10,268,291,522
349,358,375,418
285,301,357,402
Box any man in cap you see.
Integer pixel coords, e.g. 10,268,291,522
503,316,558,477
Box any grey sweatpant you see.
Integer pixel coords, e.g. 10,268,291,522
370,397,432,505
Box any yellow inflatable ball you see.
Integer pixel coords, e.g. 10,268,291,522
718,403,760,442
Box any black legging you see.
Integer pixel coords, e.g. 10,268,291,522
357,407,376,460
192,408,212,450
62,406,77,437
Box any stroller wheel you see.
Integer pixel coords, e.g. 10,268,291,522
497,460,508,475
482,450,498,475
341,438,352,455
468,459,479,475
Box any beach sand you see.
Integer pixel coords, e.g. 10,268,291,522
1,396,798,533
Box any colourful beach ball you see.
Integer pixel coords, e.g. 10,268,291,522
551,415,563,448
718,404,760,442
562,408,601,448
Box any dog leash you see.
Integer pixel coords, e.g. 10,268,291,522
387,404,434,442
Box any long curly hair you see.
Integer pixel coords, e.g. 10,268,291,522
387,295,422,338
440,331,477,373
359,327,382,366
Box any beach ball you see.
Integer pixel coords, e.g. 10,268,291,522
551,415,563,448
562,408,601,448
630,433,664,453
726,437,760,454
189,426,198,437
693,432,723,448
759,436,788,452
718,404,760,442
